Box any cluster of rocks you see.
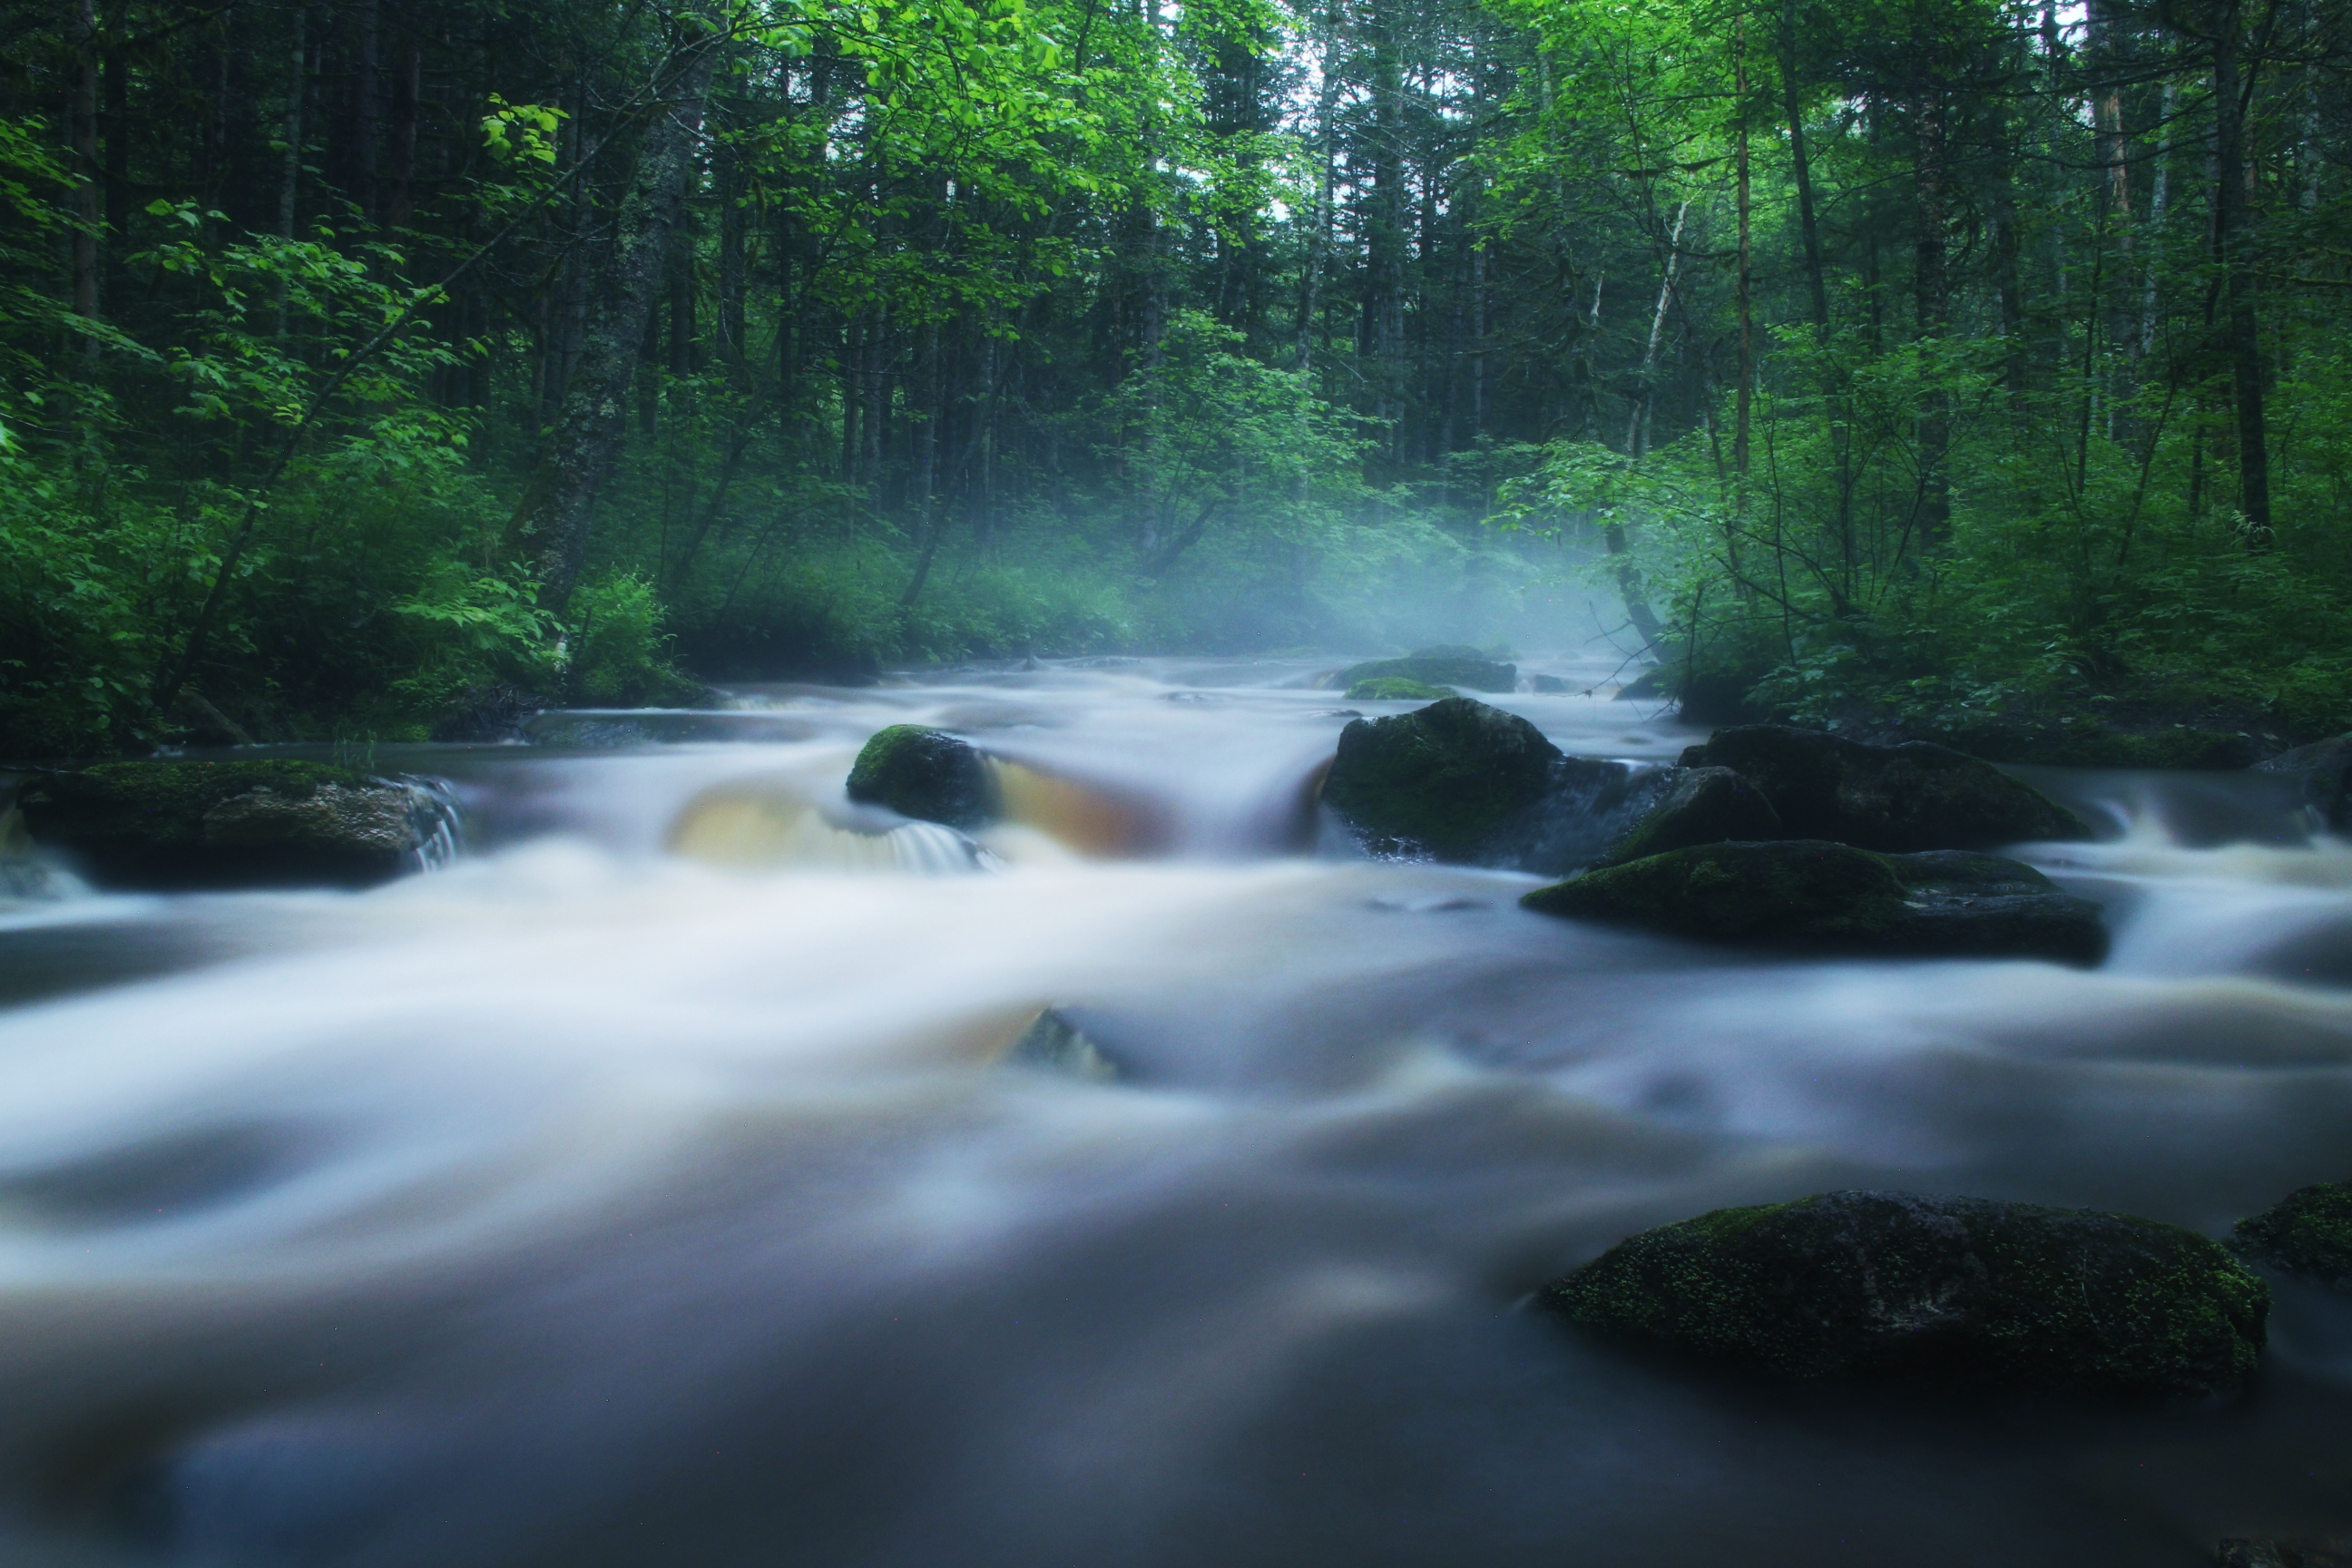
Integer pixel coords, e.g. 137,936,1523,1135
1318,696,2105,963
1542,1177,2352,1405
5,760,453,891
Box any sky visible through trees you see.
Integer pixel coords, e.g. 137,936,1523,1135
4,0,2352,752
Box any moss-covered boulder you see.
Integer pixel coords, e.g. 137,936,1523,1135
2255,736,2352,833
1321,697,1562,861
15,760,444,890
2230,1182,2352,1288
1521,839,2106,963
1331,645,1517,695
1345,676,1456,702
1598,765,1782,866
1542,1190,2269,1399
1678,724,2091,852
845,724,996,829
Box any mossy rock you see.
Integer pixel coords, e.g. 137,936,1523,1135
1344,677,1456,702
1320,697,1561,862
1542,1190,2269,1399
1598,765,1782,866
845,724,996,830
1679,724,2092,852
1521,839,2107,963
1332,645,1517,695
2231,1181,2352,1288
15,759,438,889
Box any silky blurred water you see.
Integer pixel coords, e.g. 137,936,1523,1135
0,652,2348,1567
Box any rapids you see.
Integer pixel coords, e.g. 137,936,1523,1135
1,653,2349,1566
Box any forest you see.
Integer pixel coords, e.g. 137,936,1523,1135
4,0,2351,756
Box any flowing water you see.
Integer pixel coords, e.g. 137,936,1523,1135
2,654,2350,1567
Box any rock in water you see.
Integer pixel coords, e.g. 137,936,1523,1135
2231,1182,2352,1288
2217,1538,2352,1568
1345,676,1456,702
1331,645,1517,695
2255,735,2352,833
1541,1190,2269,1399
1321,697,1561,862
1520,839,2107,964
15,760,444,889
845,724,996,829
1678,724,2090,851
1598,765,1782,865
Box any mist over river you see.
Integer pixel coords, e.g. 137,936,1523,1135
3,653,2351,1567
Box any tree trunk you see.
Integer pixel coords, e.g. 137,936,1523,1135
70,0,100,353
1733,12,1752,485
2210,0,2271,540
274,5,306,338
1913,86,1951,547
1779,0,1830,336
386,43,420,231
506,35,721,610
351,0,379,226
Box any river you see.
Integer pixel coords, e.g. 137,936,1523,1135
1,652,2348,1566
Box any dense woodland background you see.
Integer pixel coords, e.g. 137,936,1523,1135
4,0,2352,754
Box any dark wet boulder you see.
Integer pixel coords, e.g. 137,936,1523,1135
1598,765,1781,866
2217,1538,2352,1568
2255,736,2352,833
1331,645,1517,695
1531,674,1572,694
845,724,996,829
1345,676,1455,702
1321,697,1562,862
2230,1182,2352,1288
1678,724,2091,851
15,760,447,890
1541,1190,2269,1400
1521,839,2106,963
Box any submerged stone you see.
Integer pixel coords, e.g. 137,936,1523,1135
15,760,443,890
845,724,997,829
1678,724,2091,852
1598,765,1782,866
1541,1190,2269,1400
1345,676,1456,702
1520,839,2106,964
1331,645,1517,695
2230,1181,2352,1288
1320,697,1561,862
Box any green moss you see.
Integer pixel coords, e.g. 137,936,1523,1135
1320,697,1560,861
1544,1191,2269,1399
1332,648,1517,694
1344,677,1455,701
2231,1181,2352,1288
845,724,995,828
1524,839,1906,941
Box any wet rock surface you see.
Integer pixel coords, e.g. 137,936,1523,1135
2256,735,2352,833
2217,1538,2352,1568
1598,765,1782,867
845,724,997,829
1677,725,2091,852
1541,1190,2269,1400
14,760,443,889
1521,839,2107,963
1330,645,1517,695
1319,698,1631,868
2232,1181,2352,1288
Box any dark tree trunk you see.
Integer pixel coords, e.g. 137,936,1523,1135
71,0,100,351
506,35,721,610
351,0,379,225
2210,0,2271,540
